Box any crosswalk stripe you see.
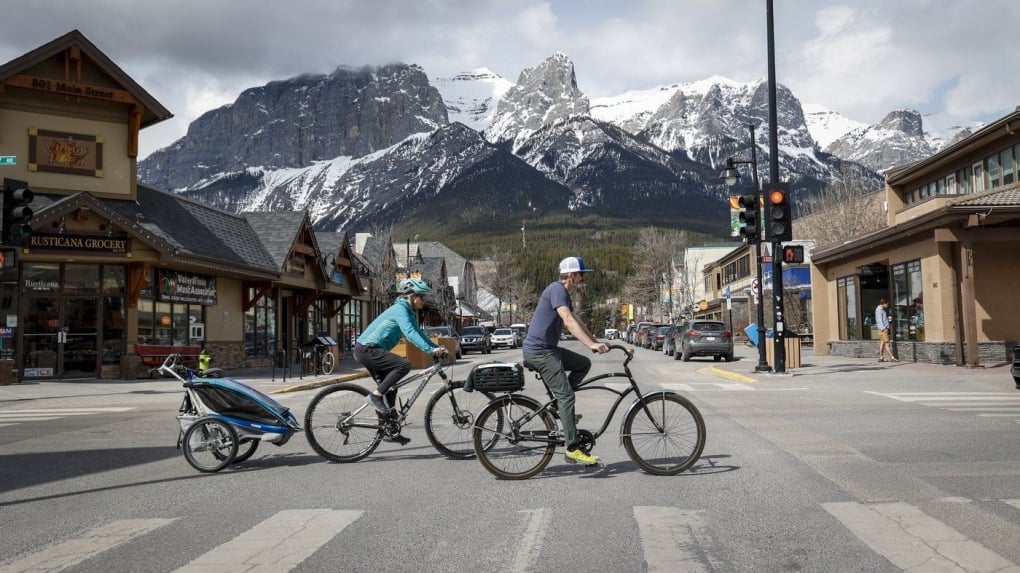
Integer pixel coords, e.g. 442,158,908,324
173,509,362,572
633,506,721,573
822,501,1018,571
1005,500,1020,512
511,508,550,573
0,416,63,422
0,519,175,573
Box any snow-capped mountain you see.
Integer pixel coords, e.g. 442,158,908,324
139,51,970,236
432,68,512,132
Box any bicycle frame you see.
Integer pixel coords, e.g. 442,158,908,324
340,358,451,430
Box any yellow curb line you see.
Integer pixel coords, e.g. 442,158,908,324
269,369,370,394
708,365,757,384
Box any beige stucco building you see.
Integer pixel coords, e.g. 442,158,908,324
810,108,1020,366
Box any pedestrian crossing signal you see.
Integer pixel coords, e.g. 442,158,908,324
782,245,804,264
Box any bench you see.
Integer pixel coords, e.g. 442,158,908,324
136,344,202,375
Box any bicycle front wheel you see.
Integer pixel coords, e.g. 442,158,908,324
424,382,500,459
320,351,336,374
473,394,556,480
622,392,706,476
305,383,382,462
183,417,238,473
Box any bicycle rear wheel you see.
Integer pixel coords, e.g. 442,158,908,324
424,382,500,459
182,417,238,473
622,392,705,476
305,383,382,462
473,394,556,480
303,351,315,375
320,350,336,374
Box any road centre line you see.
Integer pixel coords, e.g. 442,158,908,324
511,508,550,573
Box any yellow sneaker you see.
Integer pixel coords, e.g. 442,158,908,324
564,448,601,466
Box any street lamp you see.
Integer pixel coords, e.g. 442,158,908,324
721,123,771,373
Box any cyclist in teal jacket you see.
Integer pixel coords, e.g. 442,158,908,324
354,278,447,422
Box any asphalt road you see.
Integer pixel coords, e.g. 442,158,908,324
1,343,1018,572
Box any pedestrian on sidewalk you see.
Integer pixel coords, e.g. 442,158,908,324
875,298,898,362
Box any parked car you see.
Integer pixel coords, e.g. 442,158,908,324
459,326,492,354
639,324,660,349
675,319,734,362
650,325,671,351
491,328,517,349
633,322,654,347
1012,343,1020,389
425,326,462,359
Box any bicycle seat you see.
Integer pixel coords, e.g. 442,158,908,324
522,360,540,372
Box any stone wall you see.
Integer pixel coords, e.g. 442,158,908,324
828,340,1014,365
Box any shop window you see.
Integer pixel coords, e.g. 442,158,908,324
102,266,125,363
892,260,924,341
973,162,985,192
64,264,100,293
837,276,859,340
244,287,276,357
987,154,1001,188
1001,147,1015,185
22,263,60,293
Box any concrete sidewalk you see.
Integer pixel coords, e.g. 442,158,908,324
0,355,371,406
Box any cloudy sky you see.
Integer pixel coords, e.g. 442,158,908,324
2,0,1016,159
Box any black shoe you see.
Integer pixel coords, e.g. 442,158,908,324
382,434,411,446
368,393,392,415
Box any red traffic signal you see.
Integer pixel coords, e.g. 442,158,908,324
764,182,792,242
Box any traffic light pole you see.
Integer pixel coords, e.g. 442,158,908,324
747,126,769,372
766,0,786,373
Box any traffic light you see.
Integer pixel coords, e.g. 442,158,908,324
737,193,760,245
782,245,804,264
2,178,34,246
764,182,793,242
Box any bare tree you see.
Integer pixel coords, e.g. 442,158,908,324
796,162,887,247
485,245,514,326
625,227,695,322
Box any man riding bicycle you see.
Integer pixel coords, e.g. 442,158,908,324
522,256,609,466
354,278,448,444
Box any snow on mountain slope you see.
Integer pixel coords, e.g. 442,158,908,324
803,103,867,149
432,67,512,132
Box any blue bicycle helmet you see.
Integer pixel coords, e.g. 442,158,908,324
397,277,431,296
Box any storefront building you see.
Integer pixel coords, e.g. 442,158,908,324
0,30,360,381
811,108,1020,365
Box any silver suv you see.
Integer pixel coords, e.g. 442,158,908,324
675,320,734,362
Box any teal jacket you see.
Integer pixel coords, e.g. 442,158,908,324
358,298,437,352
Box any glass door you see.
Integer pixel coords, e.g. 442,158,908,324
22,296,59,378
63,297,99,378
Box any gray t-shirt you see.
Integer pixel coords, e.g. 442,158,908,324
523,281,572,354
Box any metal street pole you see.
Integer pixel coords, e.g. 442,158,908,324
767,0,787,373
747,124,770,372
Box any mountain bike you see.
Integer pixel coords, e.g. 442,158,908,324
471,344,706,479
304,355,503,462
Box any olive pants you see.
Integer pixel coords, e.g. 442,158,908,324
522,347,592,449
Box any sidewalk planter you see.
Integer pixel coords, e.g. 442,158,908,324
0,359,14,385
765,335,802,369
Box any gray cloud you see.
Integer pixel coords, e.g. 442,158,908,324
1,0,1013,158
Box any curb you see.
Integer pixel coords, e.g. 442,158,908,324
269,369,370,394
708,365,758,384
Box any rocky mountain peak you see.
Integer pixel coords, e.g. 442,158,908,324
878,109,925,138
139,63,448,191
433,67,512,132
484,52,589,152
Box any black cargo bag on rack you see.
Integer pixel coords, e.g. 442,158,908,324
463,361,525,393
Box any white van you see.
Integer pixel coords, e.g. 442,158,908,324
509,323,527,346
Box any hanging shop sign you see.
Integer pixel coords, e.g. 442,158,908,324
29,233,129,254
157,270,217,305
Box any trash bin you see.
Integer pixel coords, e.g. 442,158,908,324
765,331,802,369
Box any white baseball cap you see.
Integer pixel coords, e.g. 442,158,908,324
559,256,594,274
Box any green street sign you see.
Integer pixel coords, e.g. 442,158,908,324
0,156,16,166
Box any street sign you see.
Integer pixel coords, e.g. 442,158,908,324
751,278,760,294
0,156,16,166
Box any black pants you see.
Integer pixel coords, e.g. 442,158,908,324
353,345,410,395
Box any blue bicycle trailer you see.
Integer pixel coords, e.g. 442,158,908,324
160,354,302,472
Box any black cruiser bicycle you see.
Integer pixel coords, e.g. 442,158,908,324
471,344,705,479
